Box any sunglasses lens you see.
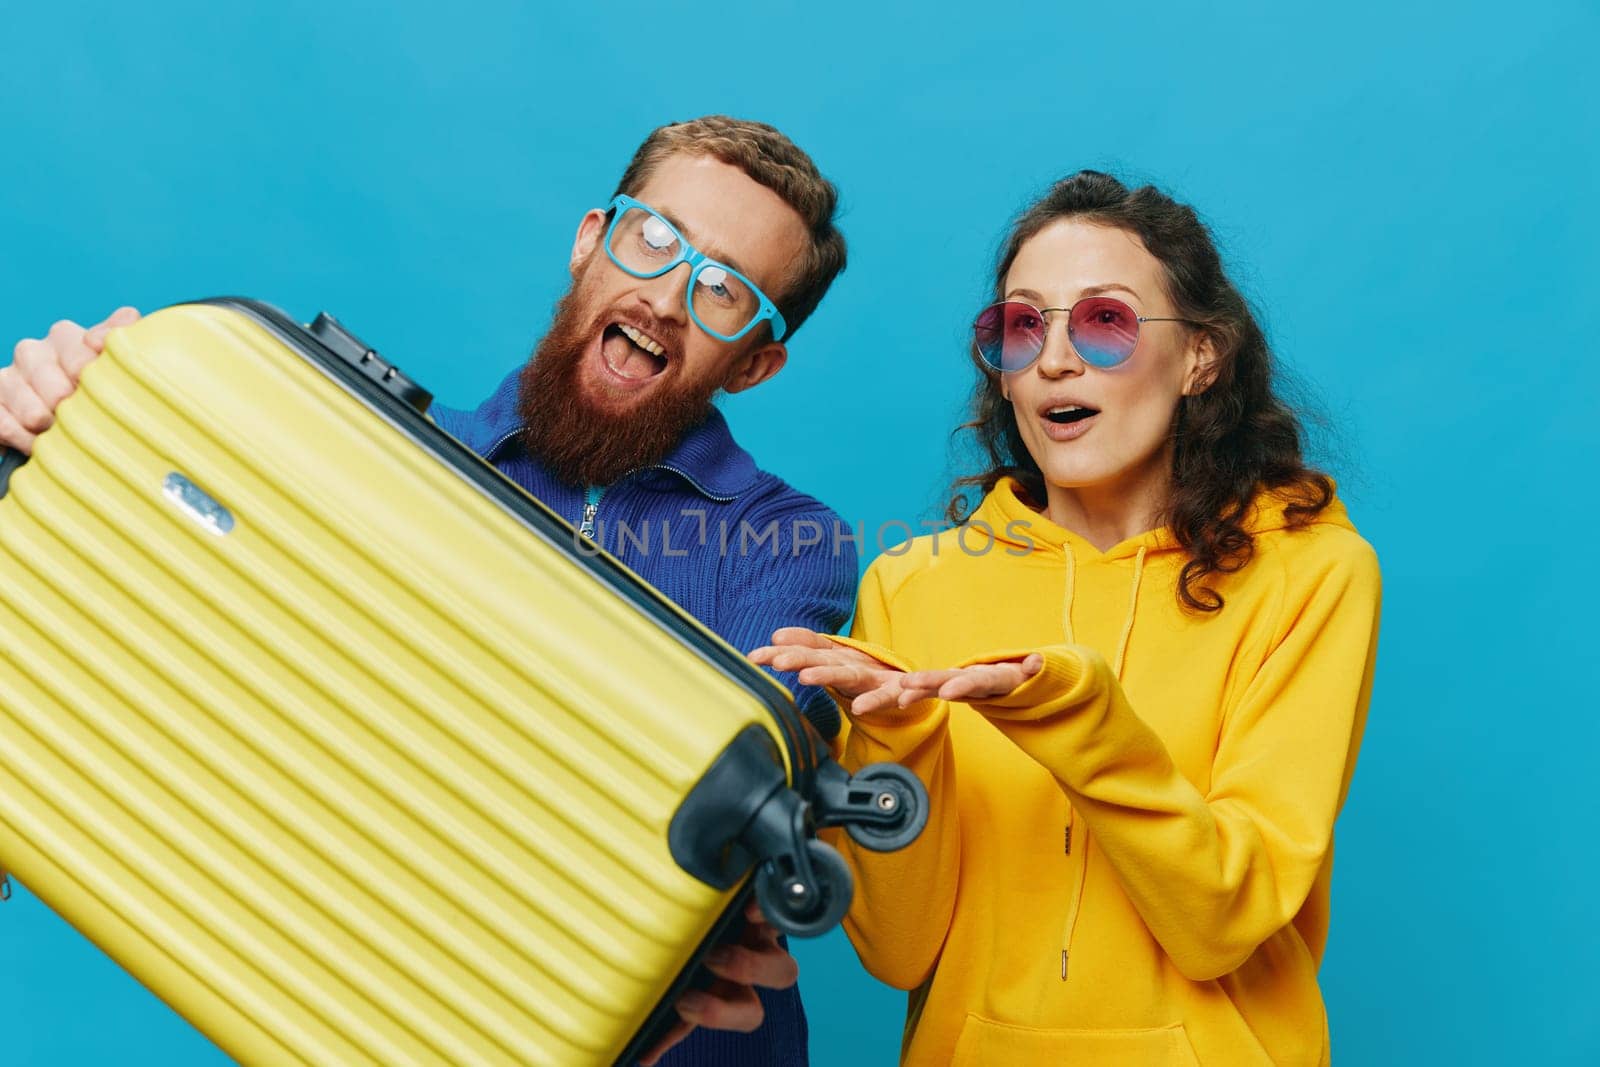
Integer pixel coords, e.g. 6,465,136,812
974,302,1046,371
1068,297,1140,368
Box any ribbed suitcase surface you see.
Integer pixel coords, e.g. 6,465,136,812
0,303,799,1065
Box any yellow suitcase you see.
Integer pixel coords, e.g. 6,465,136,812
0,299,925,1066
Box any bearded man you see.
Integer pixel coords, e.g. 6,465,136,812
0,115,857,1067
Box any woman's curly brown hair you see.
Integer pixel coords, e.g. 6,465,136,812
949,171,1333,612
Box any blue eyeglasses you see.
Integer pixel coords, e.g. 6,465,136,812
602,195,789,343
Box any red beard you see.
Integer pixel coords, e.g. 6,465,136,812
516,278,724,487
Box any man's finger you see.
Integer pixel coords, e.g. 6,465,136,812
44,319,84,347
0,407,37,453
12,337,50,373
81,325,113,354
27,357,77,411
84,306,142,353
58,341,100,378
6,379,55,434
705,943,799,989
103,305,142,329
740,918,781,950
677,980,764,1032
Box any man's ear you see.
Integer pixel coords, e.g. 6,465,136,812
570,208,609,277
723,341,788,394
1184,331,1220,395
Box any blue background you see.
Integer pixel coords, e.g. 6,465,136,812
3,1,1596,1062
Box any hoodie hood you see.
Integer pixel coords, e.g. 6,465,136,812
970,475,1354,561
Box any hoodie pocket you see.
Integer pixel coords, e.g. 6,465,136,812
951,1013,1200,1066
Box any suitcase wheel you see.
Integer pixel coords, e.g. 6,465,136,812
809,759,930,854
837,763,928,853
753,839,853,939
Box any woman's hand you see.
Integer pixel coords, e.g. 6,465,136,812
750,627,910,715
897,654,1044,706
751,630,1044,714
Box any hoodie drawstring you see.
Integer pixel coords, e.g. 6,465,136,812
1060,547,1077,643
1059,543,1147,981
1113,546,1148,678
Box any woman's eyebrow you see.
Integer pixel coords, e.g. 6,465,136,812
1003,283,1144,303
1080,282,1143,301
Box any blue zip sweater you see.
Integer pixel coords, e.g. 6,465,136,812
431,368,858,1067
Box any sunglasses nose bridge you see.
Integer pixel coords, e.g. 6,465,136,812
1035,314,1086,376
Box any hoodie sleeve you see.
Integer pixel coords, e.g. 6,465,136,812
961,538,1381,982
823,559,962,992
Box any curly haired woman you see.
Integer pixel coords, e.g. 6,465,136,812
754,171,1381,1066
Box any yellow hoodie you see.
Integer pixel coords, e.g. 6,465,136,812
827,477,1381,1065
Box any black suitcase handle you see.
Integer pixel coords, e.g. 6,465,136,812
0,446,26,500
306,312,433,414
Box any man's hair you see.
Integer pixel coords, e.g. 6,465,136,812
612,115,846,340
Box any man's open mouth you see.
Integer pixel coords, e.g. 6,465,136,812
600,321,669,381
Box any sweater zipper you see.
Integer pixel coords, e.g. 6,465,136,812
578,484,604,540
652,465,735,503
484,427,520,457
575,464,731,542
478,423,730,518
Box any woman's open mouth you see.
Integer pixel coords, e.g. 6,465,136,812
1042,404,1100,441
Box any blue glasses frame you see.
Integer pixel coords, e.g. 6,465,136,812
602,194,789,343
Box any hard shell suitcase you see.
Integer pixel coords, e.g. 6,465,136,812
0,299,926,1066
